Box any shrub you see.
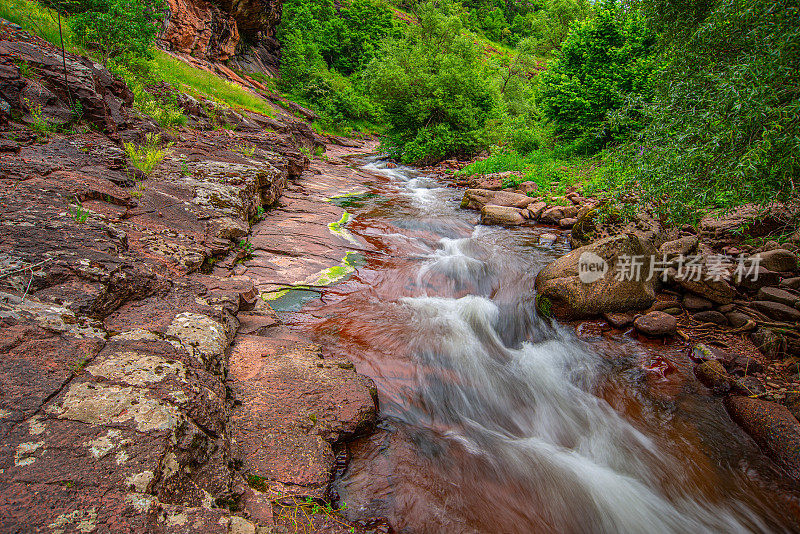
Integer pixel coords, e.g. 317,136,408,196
68,0,166,66
538,2,657,152
124,133,171,175
367,0,499,164
628,0,800,223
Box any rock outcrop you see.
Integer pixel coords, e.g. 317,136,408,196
0,27,377,532
160,0,283,75
0,24,134,134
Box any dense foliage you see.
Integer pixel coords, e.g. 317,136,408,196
60,0,166,65
539,5,657,152
629,0,800,222
277,0,396,129
366,0,498,164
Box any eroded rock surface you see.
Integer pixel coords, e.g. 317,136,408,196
0,29,378,530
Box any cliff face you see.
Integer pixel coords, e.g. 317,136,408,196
159,0,282,75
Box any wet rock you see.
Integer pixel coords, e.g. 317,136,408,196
755,249,798,273
480,205,527,226
536,233,558,247
695,360,730,392
725,396,800,482
683,294,713,311
692,310,729,326
228,334,377,498
534,233,658,318
461,189,534,210
757,287,800,308
751,301,800,322
634,311,677,337
603,311,636,328
559,217,577,229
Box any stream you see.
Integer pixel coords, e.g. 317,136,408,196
271,156,800,533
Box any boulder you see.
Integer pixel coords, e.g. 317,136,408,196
480,205,527,226
677,275,737,305
683,294,713,311
725,396,800,482
755,249,798,273
527,201,547,220
461,189,534,210
757,287,800,308
534,233,658,318
634,311,677,337
540,205,580,224
603,311,636,328
734,266,781,291
695,360,730,392
726,311,753,329
658,236,698,258
692,310,729,326
780,277,800,290
750,301,800,322
559,217,577,229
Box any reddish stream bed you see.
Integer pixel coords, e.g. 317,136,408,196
273,157,800,533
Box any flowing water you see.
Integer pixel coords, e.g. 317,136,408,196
280,157,800,533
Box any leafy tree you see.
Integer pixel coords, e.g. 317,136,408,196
538,2,656,152
68,0,165,66
366,0,499,164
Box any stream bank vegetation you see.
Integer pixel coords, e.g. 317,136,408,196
8,0,798,227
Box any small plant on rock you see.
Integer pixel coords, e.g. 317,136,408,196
124,133,172,176
69,198,89,223
238,239,254,257
233,143,256,157
24,97,54,137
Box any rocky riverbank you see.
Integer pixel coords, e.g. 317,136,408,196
0,25,383,534
444,165,800,489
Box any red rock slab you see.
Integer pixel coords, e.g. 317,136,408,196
725,395,800,482
0,324,104,439
229,333,377,497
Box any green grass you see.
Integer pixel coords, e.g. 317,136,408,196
457,148,598,194
153,51,275,117
0,0,81,51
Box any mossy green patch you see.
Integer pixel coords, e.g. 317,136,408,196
260,253,364,311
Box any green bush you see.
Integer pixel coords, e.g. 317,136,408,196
366,0,499,164
538,2,657,152
68,0,166,66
